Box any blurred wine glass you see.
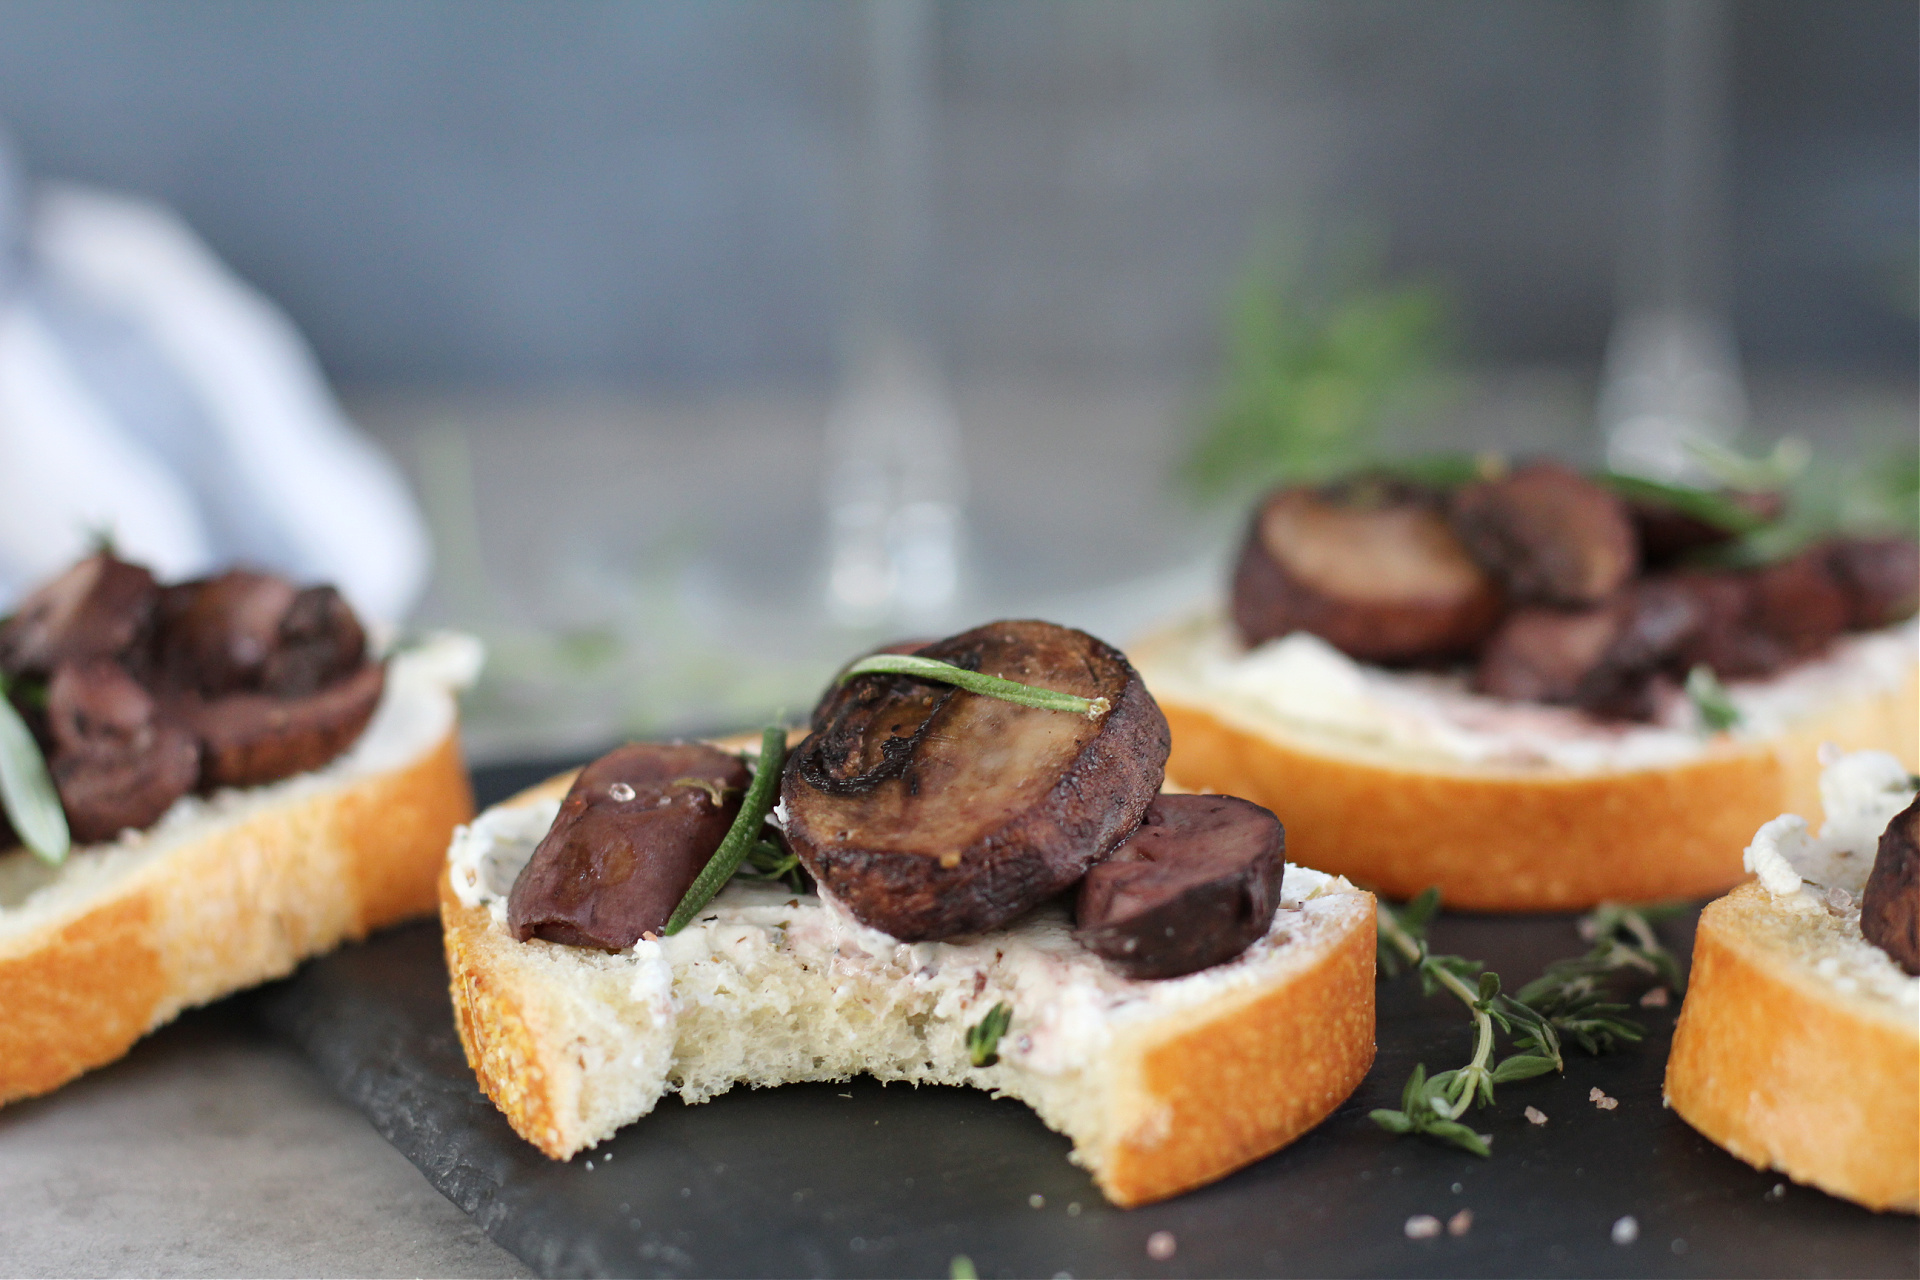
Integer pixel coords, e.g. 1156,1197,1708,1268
825,0,965,631
1599,0,1748,485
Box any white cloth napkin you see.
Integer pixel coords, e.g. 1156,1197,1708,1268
0,135,429,622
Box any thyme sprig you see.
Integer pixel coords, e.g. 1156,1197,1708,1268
966,1001,1013,1068
0,671,69,865
1685,664,1742,733
1371,891,1676,1155
664,726,787,934
839,654,1110,721
737,837,812,895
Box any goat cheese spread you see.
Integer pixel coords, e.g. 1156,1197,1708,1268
448,798,1364,1081
1145,615,1917,774
1742,748,1919,1009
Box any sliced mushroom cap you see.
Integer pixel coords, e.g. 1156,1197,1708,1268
812,638,931,730
0,553,157,678
1669,571,1787,679
155,570,300,695
1746,548,1850,659
184,660,387,789
1231,481,1503,663
43,660,198,843
1825,537,1919,630
1074,793,1285,980
1631,489,1785,567
261,585,368,696
1861,796,1920,976
507,742,751,950
784,619,1170,941
1450,461,1638,606
1475,579,1701,720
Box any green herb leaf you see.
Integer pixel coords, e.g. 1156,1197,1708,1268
0,672,70,865
839,654,1110,721
949,1255,979,1280
966,1001,1013,1068
1596,472,1775,535
663,726,787,934
1490,1053,1559,1084
1686,665,1741,733
1369,1108,1414,1134
1425,1120,1492,1157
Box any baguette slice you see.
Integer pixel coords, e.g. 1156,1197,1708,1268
441,770,1377,1208
0,634,481,1105
1132,615,1918,910
1664,752,1919,1213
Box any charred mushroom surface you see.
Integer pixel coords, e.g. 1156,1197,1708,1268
508,742,751,950
1074,793,1285,980
1449,461,1639,607
0,553,157,678
1861,796,1920,976
43,660,199,843
1231,481,1502,663
784,619,1169,941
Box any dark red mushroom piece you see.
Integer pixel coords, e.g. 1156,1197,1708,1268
1231,480,1503,663
1860,795,1920,976
1825,538,1920,631
783,619,1169,941
261,585,369,697
507,742,752,950
43,659,199,843
153,570,300,696
0,553,158,678
1075,793,1286,980
1630,489,1785,568
183,661,387,789
1450,461,1639,607
1475,578,1701,721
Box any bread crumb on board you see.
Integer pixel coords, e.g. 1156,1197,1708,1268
1404,1215,1442,1240
1525,1105,1548,1125
1447,1209,1473,1237
1146,1230,1177,1260
1590,1087,1619,1110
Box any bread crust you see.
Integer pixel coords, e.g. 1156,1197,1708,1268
442,772,1376,1207
1664,883,1918,1213
1139,630,1917,910
0,725,471,1105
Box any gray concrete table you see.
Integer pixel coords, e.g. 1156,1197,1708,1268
0,1002,530,1278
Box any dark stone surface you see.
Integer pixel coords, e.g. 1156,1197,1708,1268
251,759,1920,1279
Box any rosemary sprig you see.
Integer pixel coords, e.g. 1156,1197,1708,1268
1685,664,1741,733
1596,472,1775,535
966,1001,1012,1068
664,726,786,934
0,671,69,865
1370,891,1675,1155
839,654,1110,721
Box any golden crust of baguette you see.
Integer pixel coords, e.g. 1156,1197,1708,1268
1141,639,1917,911
0,726,472,1106
1664,882,1918,1213
441,771,1377,1208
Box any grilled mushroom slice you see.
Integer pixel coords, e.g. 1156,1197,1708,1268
1861,796,1920,976
154,570,301,695
184,660,387,789
0,553,157,678
1475,578,1701,720
1745,548,1851,658
1231,480,1503,663
783,619,1169,941
1825,537,1920,630
1074,794,1285,980
508,742,751,951
261,586,368,696
1450,461,1638,606
43,659,198,843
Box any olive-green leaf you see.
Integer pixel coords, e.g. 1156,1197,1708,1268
0,673,70,865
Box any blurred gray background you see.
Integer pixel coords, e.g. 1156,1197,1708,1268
0,0,1912,753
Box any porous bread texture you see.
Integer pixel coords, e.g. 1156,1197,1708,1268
0,637,479,1105
1665,882,1918,1212
442,774,1377,1208
1131,619,1919,911
1664,750,1919,1213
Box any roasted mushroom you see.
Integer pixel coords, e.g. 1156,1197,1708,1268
508,742,751,950
783,619,1169,941
1860,795,1920,976
261,586,369,696
1475,578,1700,720
1629,489,1785,567
42,659,198,843
183,661,387,789
1825,537,1920,630
0,553,157,678
1231,480,1503,663
1450,461,1638,607
154,570,301,695
1074,793,1285,980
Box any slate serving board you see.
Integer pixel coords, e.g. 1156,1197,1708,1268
252,759,1920,1279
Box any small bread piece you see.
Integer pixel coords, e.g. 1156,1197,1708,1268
0,636,480,1105
443,776,1377,1208
1133,616,1918,910
1666,754,1920,1212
